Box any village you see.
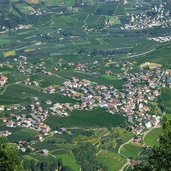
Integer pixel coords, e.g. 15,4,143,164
0,0,171,170
123,2,171,30
57,65,166,135
0,58,171,143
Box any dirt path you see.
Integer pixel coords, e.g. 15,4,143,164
83,14,89,28
142,126,160,143
0,81,20,95
119,159,130,171
118,138,133,156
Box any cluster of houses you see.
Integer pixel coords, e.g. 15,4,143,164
0,130,11,137
0,73,8,86
1,98,51,135
43,85,56,94
57,64,169,134
17,141,30,153
123,3,171,30
148,36,171,43
50,103,74,117
75,63,89,72
0,57,170,142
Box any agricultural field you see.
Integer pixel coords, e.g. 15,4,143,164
45,108,126,128
0,0,162,60
144,128,162,147
54,153,81,171
97,150,127,171
161,88,171,113
135,41,171,66
0,126,38,142
0,34,10,46
120,143,143,159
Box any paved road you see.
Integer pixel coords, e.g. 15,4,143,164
120,49,156,59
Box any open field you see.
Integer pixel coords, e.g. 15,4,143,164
120,143,143,159
144,128,162,147
166,114,171,120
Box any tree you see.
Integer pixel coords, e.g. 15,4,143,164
61,166,74,171
73,143,106,171
133,117,171,171
0,137,23,171
150,102,162,116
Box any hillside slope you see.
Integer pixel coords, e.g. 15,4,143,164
135,42,171,67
